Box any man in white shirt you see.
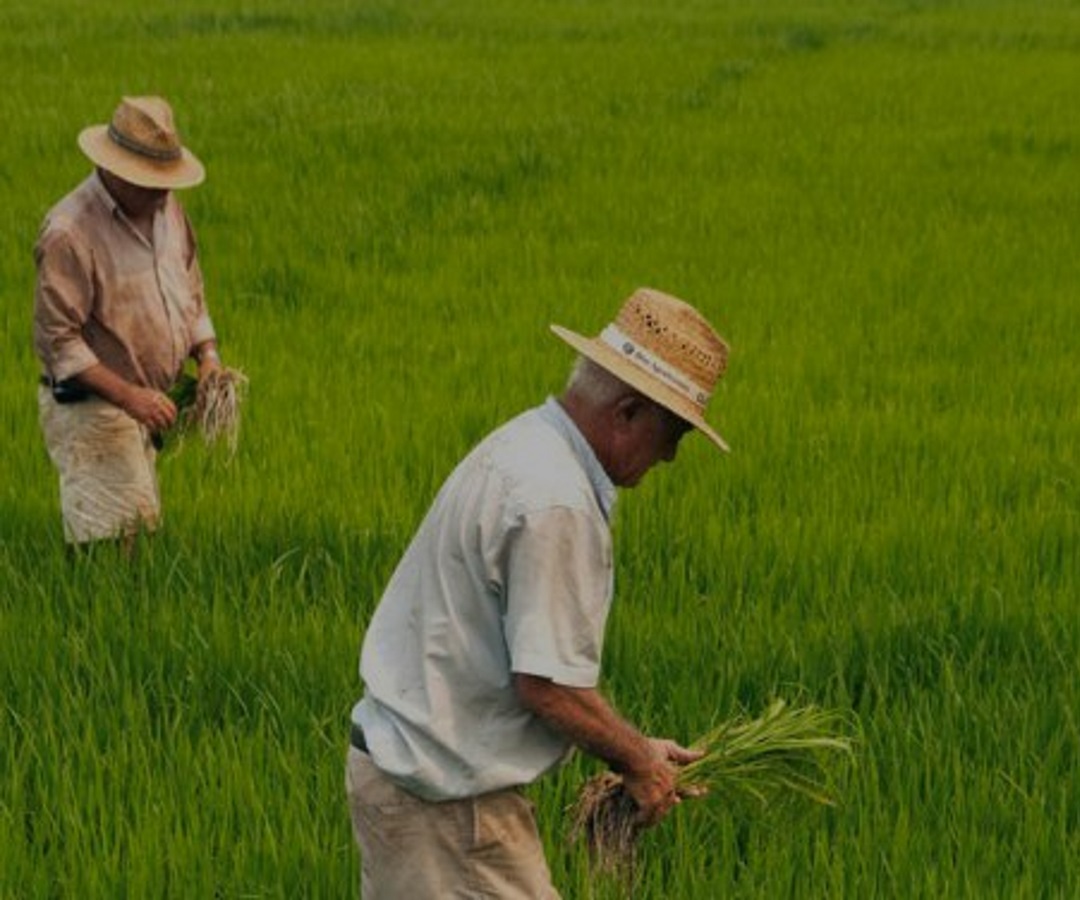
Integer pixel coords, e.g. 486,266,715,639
347,287,731,898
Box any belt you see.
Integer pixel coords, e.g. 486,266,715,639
40,375,93,404
350,722,369,753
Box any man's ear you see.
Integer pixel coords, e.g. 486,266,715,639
612,393,650,428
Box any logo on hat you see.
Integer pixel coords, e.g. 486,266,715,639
550,288,731,452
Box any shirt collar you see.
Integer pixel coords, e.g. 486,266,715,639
87,170,162,246
88,170,120,215
539,396,617,520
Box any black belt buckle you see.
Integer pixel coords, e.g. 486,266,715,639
42,376,92,404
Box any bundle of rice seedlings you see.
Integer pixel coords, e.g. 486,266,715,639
569,699,856,881
194,366,248,455
166,367,248,456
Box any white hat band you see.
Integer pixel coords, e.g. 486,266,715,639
600,325,710,408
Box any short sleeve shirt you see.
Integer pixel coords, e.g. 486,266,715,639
352,398,617,800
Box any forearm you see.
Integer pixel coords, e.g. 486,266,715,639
515,672,699,825
71,363,177,432
513,673,653,774
70,363,139,410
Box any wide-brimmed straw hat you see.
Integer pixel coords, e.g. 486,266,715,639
77,96,205,190
551,287,731,452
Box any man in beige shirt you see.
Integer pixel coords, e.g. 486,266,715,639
34,96,224,547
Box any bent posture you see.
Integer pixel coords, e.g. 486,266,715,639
34,96,225,548
346,287,731,898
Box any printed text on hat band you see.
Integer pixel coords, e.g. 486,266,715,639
599,325,710,408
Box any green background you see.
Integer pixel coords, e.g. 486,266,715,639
2,1,1077,896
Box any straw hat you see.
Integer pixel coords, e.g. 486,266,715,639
551,287,731,452
77,96,205,190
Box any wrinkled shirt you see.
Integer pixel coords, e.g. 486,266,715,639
33,171,214,391
353,398,617,801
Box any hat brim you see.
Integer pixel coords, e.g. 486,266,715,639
78,125,205,190
551,324,730,453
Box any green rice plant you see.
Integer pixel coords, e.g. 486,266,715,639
570,699,856,884
2,0,1078,895
679,699,856,809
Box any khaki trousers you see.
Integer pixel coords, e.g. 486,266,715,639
345,747,561,899
38,388,160,544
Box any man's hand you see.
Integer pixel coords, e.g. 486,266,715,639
511,675,703,828
122,385,177,433
622,738,703,826
68,363,177,433
195,343,222,382
197,354,222,383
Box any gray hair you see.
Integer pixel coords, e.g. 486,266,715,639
565,356,632,407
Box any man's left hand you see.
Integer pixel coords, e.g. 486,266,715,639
198,354,222,382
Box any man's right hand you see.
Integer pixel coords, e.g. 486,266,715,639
123,385,178,432
511,675,702,828
70,364,178,433
621,737,700,826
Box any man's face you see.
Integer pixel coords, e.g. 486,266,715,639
606,400,693,488
99,168,168,219
118,182,168,219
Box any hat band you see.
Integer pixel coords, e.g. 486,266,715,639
600,325,710,409
107,124,182,162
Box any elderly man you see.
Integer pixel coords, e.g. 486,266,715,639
33,96,223,548
346,287,731,898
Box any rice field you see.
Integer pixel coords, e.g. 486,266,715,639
1,1,1078,897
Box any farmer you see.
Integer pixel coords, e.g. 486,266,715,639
33,96,222,549
346,287,731,897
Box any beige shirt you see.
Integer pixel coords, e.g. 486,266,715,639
353,399,617,801
33,171,215,391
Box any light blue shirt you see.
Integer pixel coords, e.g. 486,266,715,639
352,398,616,800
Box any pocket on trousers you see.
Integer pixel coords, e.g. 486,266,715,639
347,750,431,846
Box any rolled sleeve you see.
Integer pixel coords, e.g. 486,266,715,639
503,506,613,687
33,227,100,380
182,218,215,350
